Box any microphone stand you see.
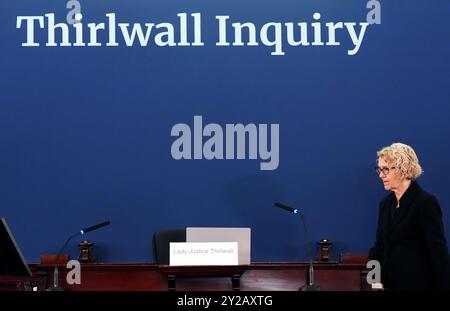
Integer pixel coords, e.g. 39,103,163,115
298,213,322,291
274,203,322,291
47,232,81,291
46,220,111,291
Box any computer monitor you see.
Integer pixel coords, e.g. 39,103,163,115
0,217,32,276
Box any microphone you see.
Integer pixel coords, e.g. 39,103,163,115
275,202,299,214
274,202,323,291
46,220,111,291
81,221,110,234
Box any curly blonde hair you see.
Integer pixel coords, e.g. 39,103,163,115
377,143,423,180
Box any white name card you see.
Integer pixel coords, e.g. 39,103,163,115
169,242,238,266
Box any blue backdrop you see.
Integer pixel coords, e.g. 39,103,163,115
1,0,449,263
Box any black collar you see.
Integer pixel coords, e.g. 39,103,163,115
398,180,421,208
387,181,421,231
387,180,421,208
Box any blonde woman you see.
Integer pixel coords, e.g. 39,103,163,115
369,143,450,290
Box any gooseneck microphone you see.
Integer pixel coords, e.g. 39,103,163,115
274,202,299,214
81,221,111,234
274,202,323,291
47,220,111,291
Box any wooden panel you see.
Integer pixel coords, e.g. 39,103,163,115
175,277,234,291
315,270,361,291
37,264,167,291
66,270,167,291
241,270,307,291
340,253,369,265
27,261,369,291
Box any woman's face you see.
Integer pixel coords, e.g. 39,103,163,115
377,157,405,191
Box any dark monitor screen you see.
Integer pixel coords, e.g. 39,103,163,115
0,217,32,276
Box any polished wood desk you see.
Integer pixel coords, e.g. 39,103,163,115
28,261,370,291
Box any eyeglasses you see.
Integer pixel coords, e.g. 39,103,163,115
374,166,396,175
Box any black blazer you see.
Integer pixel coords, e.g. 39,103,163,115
368,181,450,290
